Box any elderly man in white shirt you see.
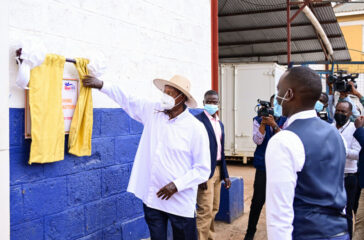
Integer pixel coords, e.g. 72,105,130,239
265,66,349,240
82,75,211,240
332,100,361,239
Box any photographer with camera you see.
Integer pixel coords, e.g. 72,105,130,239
244,94,287,240
332,100,361,239
315,92,333,123
327,72,360,122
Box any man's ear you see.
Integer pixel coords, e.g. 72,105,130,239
286,88,294,102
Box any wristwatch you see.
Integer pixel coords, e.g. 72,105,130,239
273,125,279,131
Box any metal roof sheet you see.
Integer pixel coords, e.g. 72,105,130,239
334,3,364,13
219,0,351,64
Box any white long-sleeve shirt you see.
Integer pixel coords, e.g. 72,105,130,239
100,82,211,218
332,120,361,173
265,110,347,240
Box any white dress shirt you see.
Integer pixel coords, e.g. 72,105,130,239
100,82,211,218
332,120,361,173
265,110,347,240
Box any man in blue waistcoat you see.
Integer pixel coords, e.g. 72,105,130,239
265,66,348,240
353,116,364,240
244,94,287,240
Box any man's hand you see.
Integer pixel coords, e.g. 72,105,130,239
198,182,208,191
82,75,104,89
157,182,178,200
349,81,362,98
224,178,231,189
263,115,277,128
355,116,364,128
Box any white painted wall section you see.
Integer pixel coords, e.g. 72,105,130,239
9,0,212,108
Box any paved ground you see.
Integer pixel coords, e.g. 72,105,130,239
215,163,267,240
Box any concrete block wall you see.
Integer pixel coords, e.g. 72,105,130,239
8,0,211,239
10,108,149,240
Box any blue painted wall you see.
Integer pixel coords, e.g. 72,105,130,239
10,108,150,240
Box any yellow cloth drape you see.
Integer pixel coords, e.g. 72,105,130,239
68,58,93,156
28,54,66,164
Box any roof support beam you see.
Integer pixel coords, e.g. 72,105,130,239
219,34,342,46
218,2,330,17
219,47,347,59
219,20,337,33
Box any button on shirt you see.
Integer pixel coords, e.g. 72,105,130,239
100,82,211,218
204,110,222,161
265,110,348,240
332,120,361,173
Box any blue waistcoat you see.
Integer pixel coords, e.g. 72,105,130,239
285,118,347,240
253,116,287,171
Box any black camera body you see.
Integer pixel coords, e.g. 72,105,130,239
257,99,274,117
328,70,358,92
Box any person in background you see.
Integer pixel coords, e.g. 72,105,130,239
265,66,348,240
82,75,211,240
327,81,360,122
195,90,231,240
332,101,361,239
243,94,287,240
353,116,364,240
315,92,333,123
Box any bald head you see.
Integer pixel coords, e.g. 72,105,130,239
277,66,322,117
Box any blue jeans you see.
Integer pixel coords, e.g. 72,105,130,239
143,204,198,240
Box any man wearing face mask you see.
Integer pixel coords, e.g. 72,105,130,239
332,101,361,239
315,92,333,123
194,90,231,240
244,94,287,240
82,75,211,240
265,66,349,240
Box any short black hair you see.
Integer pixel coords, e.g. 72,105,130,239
204,90,218,98
270,94,275,102
320,92,328,103
337,100,353,112
285,66,322,106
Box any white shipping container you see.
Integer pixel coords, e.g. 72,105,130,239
219,62,286,163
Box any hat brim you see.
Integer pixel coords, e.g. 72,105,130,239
153,78,198,108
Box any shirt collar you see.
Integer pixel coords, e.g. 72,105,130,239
204,110,220,121
285,110,318,128
338,120,351,131
169,107,190,121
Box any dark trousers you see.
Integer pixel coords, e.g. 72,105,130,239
354,173,361,214
143,204,198,240
345,174,358,239
246,169,266,236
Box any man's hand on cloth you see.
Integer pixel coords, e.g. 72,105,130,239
157,182,178,200
82,75,104,89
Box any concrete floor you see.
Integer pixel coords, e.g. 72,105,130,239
215,164,267,240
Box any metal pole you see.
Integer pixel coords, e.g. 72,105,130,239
211,0,219,92
287,0,291,66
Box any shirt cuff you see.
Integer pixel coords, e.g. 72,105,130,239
99,81,111,94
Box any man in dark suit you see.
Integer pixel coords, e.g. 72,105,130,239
353,116,364,240
195,90,231,240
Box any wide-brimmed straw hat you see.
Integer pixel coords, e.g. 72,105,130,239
153,75,197,108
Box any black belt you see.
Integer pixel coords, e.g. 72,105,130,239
344,173,356,177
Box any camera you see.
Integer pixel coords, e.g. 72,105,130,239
328,70,358,92
318,111,328,121
257,99,274,117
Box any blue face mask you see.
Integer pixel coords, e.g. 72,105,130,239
273,97,282,117
204,104,219,115
315,101,324,112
